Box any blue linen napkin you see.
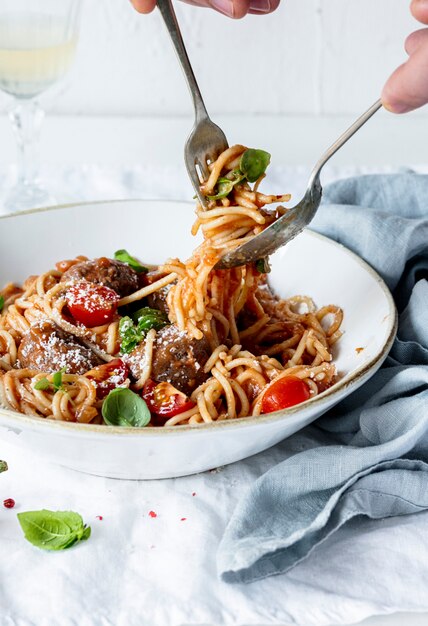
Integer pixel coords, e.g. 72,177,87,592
218,172,428,583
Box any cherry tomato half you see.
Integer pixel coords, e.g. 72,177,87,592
261,376,311,414
66,281,119,327
142,379,195,418
85,358,129,399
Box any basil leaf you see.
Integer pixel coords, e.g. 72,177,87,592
0,295,4,313
114,249,148,274
119,309,168,354
81,525,91,541
34,367,66,392
207,178,235,201
34,378,51,391
207,171,245,201
255,257,271,274
240,149,271,183
102,388,150,427
52,367,66,391
133,307,168,332
0,460,7,473
17,510,91,551
119,316,143,354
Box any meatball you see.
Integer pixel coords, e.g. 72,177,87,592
61,258,139,297
146,286,171,316
127,324,211,395
18,320,102,375
145,270,172,315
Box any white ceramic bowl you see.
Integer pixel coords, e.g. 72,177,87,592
0,200,397,479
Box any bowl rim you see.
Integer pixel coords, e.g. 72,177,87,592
0,198,398,436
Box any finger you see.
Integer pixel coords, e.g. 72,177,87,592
130,0,268,18
411,0,428,24
382,37,428,113
180,0,209,7
131,0,157,13
208,0,250,19
249,0,281,14
405,27,428,55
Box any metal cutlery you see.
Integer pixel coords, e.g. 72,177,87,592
157,0,229,208
215,99,382,269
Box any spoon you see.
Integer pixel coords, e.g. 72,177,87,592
215,99,382,270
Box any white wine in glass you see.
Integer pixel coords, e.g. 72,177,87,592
0,1,81,213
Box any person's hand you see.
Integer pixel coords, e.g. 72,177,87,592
382,0,428,112
130,0,280,19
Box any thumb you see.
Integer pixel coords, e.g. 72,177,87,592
382,29,428,113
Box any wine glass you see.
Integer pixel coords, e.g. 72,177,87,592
0,0,81,214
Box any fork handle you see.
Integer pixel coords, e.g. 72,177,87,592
308,99,383,189
157,0,208,122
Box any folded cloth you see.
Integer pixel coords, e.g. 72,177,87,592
218,172,428,584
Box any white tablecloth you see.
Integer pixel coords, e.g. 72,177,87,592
1,164,427,626
3,437,428,626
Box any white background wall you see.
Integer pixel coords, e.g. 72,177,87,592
46,0,421,117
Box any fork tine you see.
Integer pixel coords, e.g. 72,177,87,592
187,162,208,209
206,151,219,164
184,119,229,210
198,158,211,183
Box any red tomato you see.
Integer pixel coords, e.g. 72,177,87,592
66,282,119,327
85,358,129,399
261,376,311,414
142,379,195,418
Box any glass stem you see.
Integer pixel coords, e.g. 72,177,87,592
9,99,44,187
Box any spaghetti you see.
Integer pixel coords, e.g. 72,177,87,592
0,145,343,427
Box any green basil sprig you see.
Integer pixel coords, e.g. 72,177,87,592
102,387,150,427
34,367,66,392
240,149,271,183
133,306,168,333
207,148,271,200
0,460,7,473
255,257,271,274
17,510,91,551
114,249,148,274
0,295,4,313
118,316,142,354
207,170,245,201
119,307,168,354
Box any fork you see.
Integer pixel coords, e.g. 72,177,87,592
157,0,229,208
215,99,383,269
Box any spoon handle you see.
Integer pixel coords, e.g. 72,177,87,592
157,0,208,121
